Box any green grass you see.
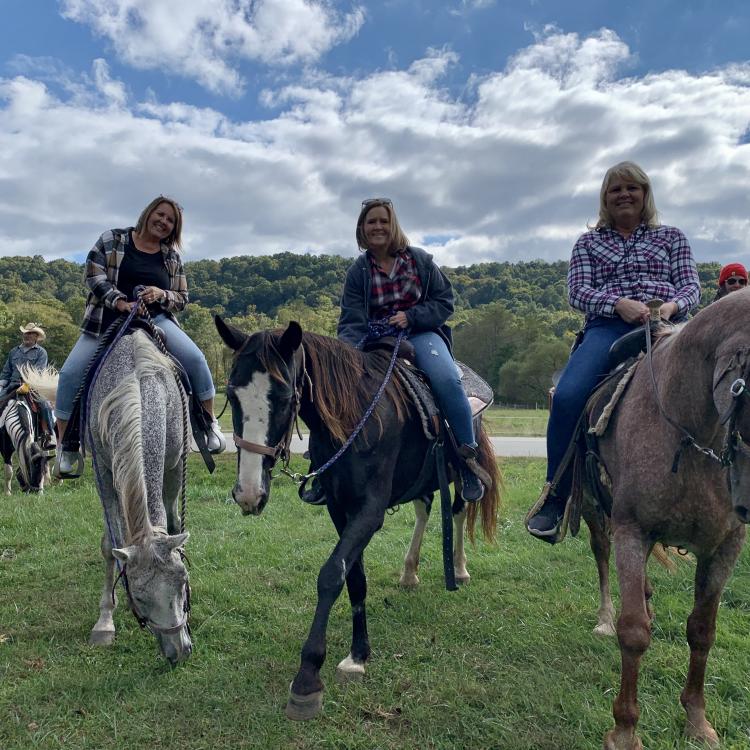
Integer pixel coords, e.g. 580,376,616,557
216,405,550,437
2,456,750,749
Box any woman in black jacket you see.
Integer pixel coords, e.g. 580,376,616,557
337,198,483,502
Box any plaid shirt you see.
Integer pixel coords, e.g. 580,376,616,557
368,249,423,320
81,228,188,336
567,224,701,320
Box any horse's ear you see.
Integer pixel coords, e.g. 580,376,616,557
279,321,303,358
215,315,248,352
166,532,189,550
112,545,137,563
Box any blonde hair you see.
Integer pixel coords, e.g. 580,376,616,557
596,161,659,230
134,196,183,250
356,199,410,253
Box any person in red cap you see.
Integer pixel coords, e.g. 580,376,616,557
715,262,748,301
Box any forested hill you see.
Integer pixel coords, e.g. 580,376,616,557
0,254,724,405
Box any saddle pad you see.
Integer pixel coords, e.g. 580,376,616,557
457,361,494,417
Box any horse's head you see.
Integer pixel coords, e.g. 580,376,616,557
713,333,750,523
112,531,192,666
215,316,304,515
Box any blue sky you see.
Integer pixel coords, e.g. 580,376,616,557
1,0,749,265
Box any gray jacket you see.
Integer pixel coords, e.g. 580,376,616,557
0,344,48,391
337,245,454,350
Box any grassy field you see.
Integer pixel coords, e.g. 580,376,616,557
216,405,551,437
2,455,750,750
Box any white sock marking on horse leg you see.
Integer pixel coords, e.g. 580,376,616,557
400,500,429,587
336,652,366,680
4,463,11,495
453,508,470,583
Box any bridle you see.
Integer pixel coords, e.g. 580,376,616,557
644,315,750,472
230,337,309,475
111,535,192,637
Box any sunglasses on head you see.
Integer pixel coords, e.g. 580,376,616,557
726,277,747,286
361,198,392,210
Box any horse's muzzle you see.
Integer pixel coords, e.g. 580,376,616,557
232,483,268,515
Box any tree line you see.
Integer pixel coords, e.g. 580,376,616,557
0,254,724,406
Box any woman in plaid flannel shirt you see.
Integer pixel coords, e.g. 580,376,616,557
526,162,701,542
53,196,225,478
336,198,485,503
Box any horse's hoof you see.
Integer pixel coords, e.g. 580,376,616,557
89,629,115,646
399,573,419,588
335,654,366,684
685,719,720,748
285,687,323,721
593,622,616,637
603,729,642,750
455,572,471,585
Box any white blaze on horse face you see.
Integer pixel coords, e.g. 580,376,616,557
233,372,272,511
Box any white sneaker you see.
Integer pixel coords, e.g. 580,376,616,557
53,449,82,479
206,419,226,454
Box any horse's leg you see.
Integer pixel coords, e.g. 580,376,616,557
89,531,117,646
324,503,371,684
286,501,386,721
453,506,470,584
400,498,430,588
604,528,650,750
584,506,615,636
681,527,744,748
4,462,11,495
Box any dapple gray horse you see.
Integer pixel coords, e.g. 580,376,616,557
578,291,750,749
84,329,192,665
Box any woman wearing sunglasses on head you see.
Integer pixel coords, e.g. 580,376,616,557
53,196,226,478
713,262,748,301
335,197,485,502
525,161,701,543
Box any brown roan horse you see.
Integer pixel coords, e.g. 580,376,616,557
580,289,750,750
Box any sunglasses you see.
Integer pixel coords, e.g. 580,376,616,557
361,198,392,209
726,277,747,286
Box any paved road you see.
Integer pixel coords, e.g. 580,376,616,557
207,433,546,458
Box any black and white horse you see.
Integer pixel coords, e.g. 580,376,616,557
0,372,56,494
216,318,501,720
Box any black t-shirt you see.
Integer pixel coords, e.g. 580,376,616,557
101,231,171,333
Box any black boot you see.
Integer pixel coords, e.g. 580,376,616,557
300,477,327,505
457,444,485,502
525,482,568,543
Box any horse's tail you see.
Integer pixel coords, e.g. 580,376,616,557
466,421,501,544
97,333,170,541
18,364,59,405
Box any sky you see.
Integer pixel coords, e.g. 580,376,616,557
1,0,749,266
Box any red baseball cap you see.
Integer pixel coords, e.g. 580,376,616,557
719,263,748,286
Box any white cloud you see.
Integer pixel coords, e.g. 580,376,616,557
1,28,750,266
59,0,366,95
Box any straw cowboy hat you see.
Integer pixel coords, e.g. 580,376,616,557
19,322,46,342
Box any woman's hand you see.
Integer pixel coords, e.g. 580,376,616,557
388,311,409,329
660,301,679,321
140,286,165,304
115,299,136,314
614,298,650,324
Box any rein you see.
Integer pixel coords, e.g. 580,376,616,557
644,318,750,472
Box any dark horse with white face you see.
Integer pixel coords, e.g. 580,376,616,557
216,317,501,720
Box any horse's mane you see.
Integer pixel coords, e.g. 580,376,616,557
97,331,176,543
256,330,409,445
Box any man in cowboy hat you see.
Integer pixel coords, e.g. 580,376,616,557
0,323,56,448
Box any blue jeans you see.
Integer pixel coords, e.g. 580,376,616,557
55,315,216,420
546,316,638,490
409,332,475,447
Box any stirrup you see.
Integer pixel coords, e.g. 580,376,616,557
525,482,573,545
53,449,83,480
